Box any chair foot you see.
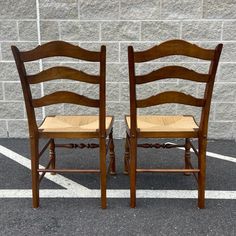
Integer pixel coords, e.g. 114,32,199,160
198,200,205,209
184,172,191,176
32,202,39,208
109,170,116,175
130,198,136,208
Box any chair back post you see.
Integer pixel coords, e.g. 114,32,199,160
11,46,38,137
128,46,137,138
199,44,223,137
99,45,106,138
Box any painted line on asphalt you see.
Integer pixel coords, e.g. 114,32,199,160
0,145,89,191
0,190,236,199
169,142,236,163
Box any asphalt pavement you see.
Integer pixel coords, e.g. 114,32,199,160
0,138,235,235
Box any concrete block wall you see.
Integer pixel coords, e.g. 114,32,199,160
0,0,235,139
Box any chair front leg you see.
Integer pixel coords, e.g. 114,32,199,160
49,138,56,175
30,136,40,208
184,138,191,176
123,133,130,175
100,136,107,209
198,136,207,209
130,134,137,208
109,129,116,175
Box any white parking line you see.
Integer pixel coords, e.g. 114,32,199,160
0,145,89,191
0,190,236,199
0,144,236,199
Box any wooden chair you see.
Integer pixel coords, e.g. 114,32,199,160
11,41,116,209
124,40,223,208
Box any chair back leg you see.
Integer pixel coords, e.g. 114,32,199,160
30,137,40,208
100,137,107,209
129,135,137,208
198,137,207,208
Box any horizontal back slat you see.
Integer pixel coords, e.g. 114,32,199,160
27,66,99,84
135,66,210,84
32,91,99,108
137,91,205,108
20,41,100,62
134,40,215,62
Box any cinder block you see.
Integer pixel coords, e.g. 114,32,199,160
4,82,23,100
18,21,38,41
60,21,99,41
45,104,64,116
4,82,41,101
113,120,121,139
161,0,202,19
137,81,159,99
208,122,234,139
107,82,120,101
101,22,140,41
215,103,236,121
107,63,128,82
1,42,38,61
107,102,129,120
64,104,97,115
141,21,180,41
120,0,160,20
0,63,19,81
0,21,17,41
0,102,24,119
0,0,36,19
201,42,236,62
0,82,3,100
81,83,99,99
203,0,236,19
120,82,129,101
80,0,119,20
8,120,28,137
177,81,198,97
0,120,7,137
40,21,59,41
39,0,78,19
218,63,236,82
212,83,236,102
182,21,221,41
43,82,80,95
223,21,236,40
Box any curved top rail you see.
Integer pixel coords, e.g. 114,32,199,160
20,41,101,62
133,40,215,62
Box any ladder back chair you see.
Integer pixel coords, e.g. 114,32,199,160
124,39,223,208
12,41,116,209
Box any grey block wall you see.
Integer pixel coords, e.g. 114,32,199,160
0,0,235,139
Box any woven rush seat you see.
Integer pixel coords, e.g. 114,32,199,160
125,115,199,132
39,115,113,133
